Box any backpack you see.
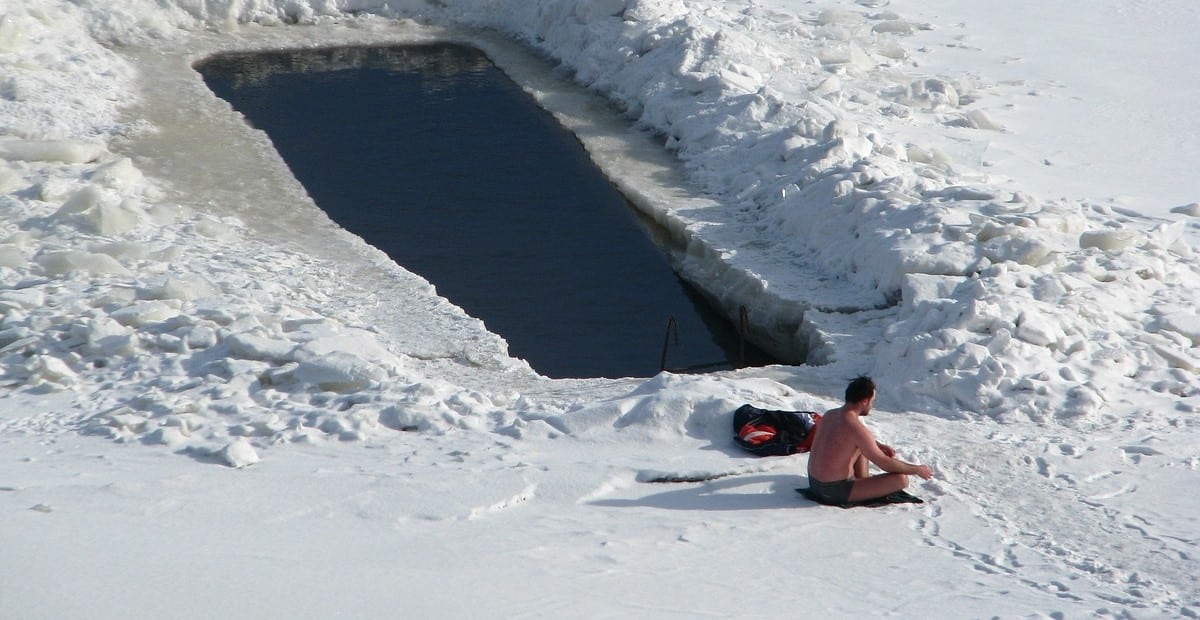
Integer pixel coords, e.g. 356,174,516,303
732,404,821,456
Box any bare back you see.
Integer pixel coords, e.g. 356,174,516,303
807,406,875,481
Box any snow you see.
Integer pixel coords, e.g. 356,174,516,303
1,0,1198,617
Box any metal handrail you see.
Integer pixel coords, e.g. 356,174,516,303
659,305,749,373
660,315,679,372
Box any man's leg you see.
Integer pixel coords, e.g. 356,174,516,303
848,472,909,503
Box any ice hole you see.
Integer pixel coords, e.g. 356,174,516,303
196,44,779,379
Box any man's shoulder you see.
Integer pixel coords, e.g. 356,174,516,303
822,406,846,419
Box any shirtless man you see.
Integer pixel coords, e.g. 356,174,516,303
806,376,932,504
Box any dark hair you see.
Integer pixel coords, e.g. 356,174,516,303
845,376,876,404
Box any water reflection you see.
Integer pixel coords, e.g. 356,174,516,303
200,45,491,95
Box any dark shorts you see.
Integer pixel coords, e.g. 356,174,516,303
807,477,855,505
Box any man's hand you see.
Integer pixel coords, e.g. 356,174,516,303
912,464,933,480
877,442,896,457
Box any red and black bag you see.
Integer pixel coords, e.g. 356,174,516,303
732,404,821,456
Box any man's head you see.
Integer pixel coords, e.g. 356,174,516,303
845,375,876,410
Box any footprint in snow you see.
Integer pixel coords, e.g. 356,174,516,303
1120,445,1162,465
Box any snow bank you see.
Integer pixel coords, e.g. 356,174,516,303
539,373,808,443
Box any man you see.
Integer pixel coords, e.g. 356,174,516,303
806,376,932,505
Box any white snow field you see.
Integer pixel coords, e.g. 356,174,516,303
2,0,1198,617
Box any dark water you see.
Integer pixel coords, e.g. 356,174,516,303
197,44,776,378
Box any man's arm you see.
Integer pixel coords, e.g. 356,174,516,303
852,423,932,479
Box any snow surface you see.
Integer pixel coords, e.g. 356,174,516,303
2,0,1198,617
